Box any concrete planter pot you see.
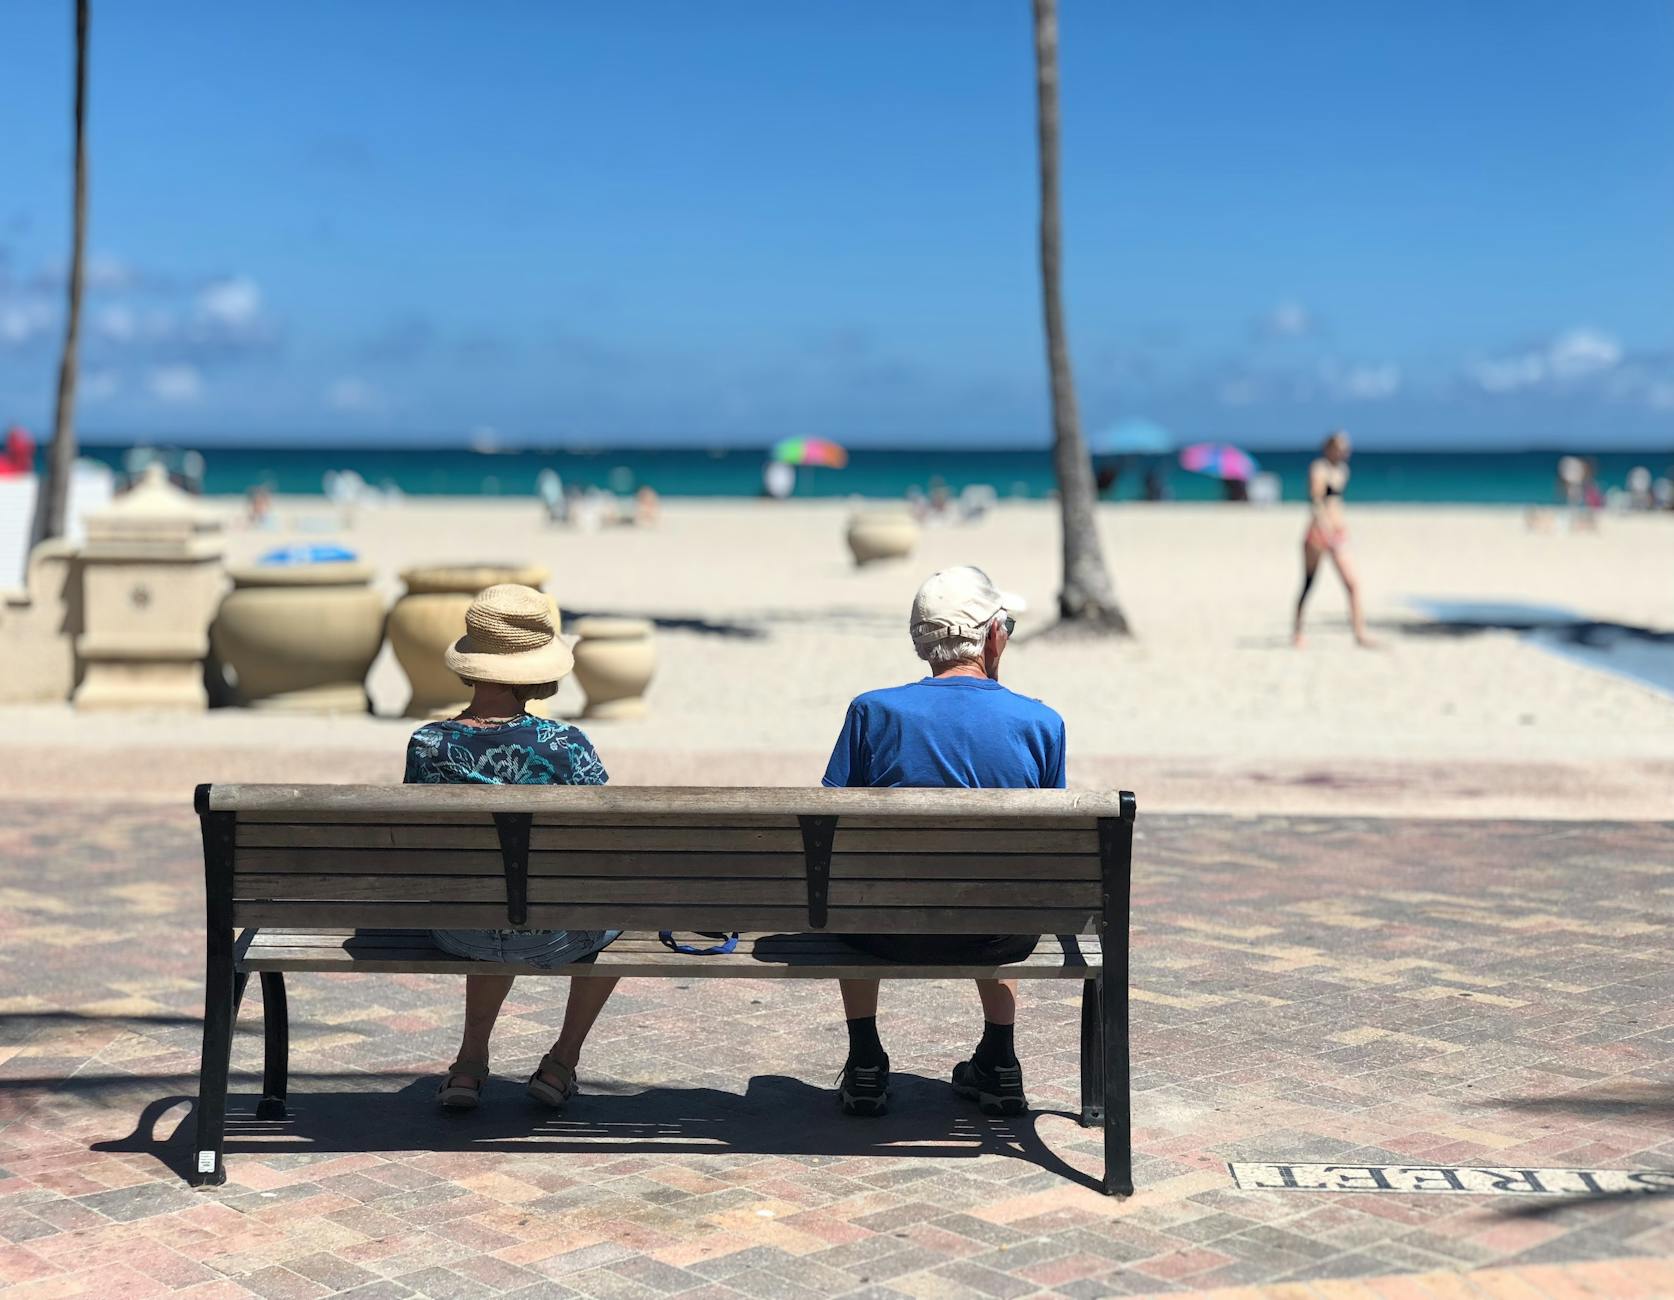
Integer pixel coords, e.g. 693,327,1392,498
211,562,384,713
846,511,919,566
388,563,553,718
571,616,655,720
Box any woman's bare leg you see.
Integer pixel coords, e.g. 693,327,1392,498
1330,546,1375,646
451,973,516,1085
1293,540,1324,646
544,975,621,1076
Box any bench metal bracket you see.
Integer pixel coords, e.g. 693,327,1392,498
798,815,837,930
494,813,532,926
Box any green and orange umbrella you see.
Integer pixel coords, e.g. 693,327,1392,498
770,436,849,469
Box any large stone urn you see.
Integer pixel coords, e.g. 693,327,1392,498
211,562,384,712
74,465,224,711
571,617,655,719
388,563,553,717
846,511,919,566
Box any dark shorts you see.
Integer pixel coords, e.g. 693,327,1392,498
838,933,1040,966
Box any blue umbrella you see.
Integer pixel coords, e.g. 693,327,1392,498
259,544,358,566
1088,418,1175,458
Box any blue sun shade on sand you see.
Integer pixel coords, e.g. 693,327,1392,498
1409,599,1674,699
259,544,358,565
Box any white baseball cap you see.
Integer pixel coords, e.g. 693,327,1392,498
910,566,1027,648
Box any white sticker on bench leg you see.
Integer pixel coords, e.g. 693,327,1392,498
197,1151,216,1174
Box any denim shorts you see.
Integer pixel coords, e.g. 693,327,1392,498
430,928,621,969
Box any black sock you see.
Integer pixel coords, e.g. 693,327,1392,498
972,1021,1016,1070
845,1016,886,1067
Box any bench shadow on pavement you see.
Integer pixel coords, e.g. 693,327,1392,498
94,1071,1104,1192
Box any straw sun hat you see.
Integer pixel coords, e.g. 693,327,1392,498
444,584,574,686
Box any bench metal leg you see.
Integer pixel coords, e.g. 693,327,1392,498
1079,977,1103,1127
1102,965,1132,1197
190,924,236,1187
256,973,289,1121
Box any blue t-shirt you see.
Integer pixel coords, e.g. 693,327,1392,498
822,677,1067,789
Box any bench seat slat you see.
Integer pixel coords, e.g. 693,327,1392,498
236,928,1102,979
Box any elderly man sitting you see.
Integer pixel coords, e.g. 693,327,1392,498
822,566,1067,1117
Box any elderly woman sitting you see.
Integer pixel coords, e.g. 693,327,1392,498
403,583,619,1111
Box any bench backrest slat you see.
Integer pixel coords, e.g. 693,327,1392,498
205,784,1131,936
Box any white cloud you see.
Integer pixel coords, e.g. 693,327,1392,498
1218,375,1265,407
1345,363,1399,398
195,275,262,328
1256,300,1314,339
326,376,384,413
0,296,53,346
1546,328,1622,380
1471,354,1547,393
148,363,204,403
1319,358,1399,398
1470,328,1623,394
84,254,139,294
28,252,138,293
93,303,136,342
82,369,121,402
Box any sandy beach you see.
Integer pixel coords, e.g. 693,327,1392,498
6,497,1670,817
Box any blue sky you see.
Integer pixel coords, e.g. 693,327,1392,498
3,1,1671,449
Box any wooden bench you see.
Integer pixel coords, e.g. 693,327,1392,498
191,783,1136,1194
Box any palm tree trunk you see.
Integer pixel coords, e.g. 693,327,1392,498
29,0,90,552
1033,0,1129,634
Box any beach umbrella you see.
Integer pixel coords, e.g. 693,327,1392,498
259,544,358,566
770,436,849,469
1179,442,1259,482
1088,418,1174,458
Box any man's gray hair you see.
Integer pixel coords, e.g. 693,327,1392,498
914,613,999,669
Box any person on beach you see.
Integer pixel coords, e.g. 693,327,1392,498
822,566,1066,1118
403,583,620,1112
1293,430,1373,648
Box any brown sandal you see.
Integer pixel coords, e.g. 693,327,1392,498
437,1057,489,1110
526,1052,577,1109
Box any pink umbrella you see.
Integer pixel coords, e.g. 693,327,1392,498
1179,443,1259,482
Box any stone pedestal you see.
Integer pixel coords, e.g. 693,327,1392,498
571,616,655,719
74,465,224,711
0,540,84,703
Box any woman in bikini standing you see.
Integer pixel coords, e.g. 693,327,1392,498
1293,430,1373,647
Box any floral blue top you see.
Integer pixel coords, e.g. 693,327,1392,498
403,714,609,789
404,714,611,962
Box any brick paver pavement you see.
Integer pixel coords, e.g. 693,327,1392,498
2,802,1672,1297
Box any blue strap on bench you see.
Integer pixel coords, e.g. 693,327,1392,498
658,931,739,955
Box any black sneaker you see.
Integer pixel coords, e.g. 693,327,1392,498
952,1057,1026,1116
837,1058,890,1116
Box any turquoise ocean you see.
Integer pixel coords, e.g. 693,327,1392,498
81,444,1673,505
